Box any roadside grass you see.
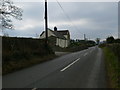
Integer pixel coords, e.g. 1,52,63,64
3,55,57,75
103,47,119,88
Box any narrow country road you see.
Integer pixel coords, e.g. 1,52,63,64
3,46,107,88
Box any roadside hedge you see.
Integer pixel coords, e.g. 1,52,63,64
2,37,54,62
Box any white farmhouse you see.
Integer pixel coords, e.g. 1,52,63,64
40,27,70,48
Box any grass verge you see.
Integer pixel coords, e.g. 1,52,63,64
3,55,57,75
103,47,119,88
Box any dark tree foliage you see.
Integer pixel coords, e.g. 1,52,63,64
114,39,120,43
70,39,95,47
0,0,23,30
106,36,115,44
86,40,96,45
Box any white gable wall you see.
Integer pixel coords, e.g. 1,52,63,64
64,35,70,46
64,35,68,39
40,30,70,48
40,30,55,39
56,38,68,48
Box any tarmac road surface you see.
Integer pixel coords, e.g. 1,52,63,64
3,46,106,88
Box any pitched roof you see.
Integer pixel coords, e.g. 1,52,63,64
40,28,69,40
53,31,66,39
57,30,69,35
40,31,45,36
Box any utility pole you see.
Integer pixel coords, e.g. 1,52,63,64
84,34,86,41
45,0,48,46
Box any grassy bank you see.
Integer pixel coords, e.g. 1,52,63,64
102,46,120,88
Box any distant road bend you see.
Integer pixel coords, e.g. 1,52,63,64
3,46,106,88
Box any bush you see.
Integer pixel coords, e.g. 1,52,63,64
106,36,114,44
106,44,120,61
99,43,106,48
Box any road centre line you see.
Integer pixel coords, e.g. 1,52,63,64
90,50,93,53
84,53,88,56
60,58,80,72
32,88,37,90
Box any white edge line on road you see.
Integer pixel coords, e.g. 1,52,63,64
60,58,80,72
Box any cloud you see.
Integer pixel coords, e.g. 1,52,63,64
2,2,117,40
13,0,119,2
49,18,90,27
14,19,43,30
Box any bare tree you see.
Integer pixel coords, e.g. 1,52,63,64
96,38,100,45
0,0,23,31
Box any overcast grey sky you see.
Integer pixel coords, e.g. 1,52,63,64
1,1,118,41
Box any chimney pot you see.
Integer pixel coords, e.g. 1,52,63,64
54,26,57,31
